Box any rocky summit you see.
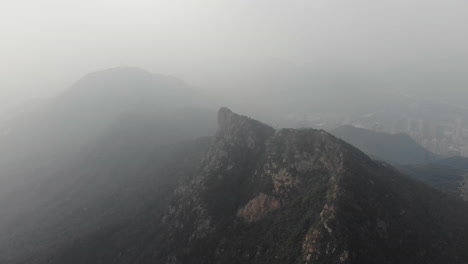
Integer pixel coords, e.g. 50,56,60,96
154,108,468,264
43,108,468,264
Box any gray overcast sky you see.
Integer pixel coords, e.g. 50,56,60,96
1,0,468,112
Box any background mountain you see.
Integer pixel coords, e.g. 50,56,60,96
0,66,216,196
330,125,438,165
33,108,468,264
0,67,218,263
328,125,468,199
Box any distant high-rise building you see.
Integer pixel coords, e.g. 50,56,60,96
406,118,419,134
439,138,449,156
418,119,424,136
406,118,413,132
455,118,464,138
426,122,438,139
302,114,308,128
462,146,468,158
429,139,438,154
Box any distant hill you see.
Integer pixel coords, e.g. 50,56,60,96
330,125,437,165
0,67,218,263
399,156,468,199
399,163,465,197
0,67,216,195
433,156,468,170
1,66,212,153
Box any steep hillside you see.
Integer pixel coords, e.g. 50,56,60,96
47,108,468,264
330,125,438,165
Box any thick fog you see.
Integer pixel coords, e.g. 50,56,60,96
2,0,468,114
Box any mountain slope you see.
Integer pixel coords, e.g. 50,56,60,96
330,125,437,165
47,108,468,264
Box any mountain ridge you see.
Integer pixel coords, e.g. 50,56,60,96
151,109,468,264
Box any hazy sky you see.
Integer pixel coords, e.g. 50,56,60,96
1,0,468,112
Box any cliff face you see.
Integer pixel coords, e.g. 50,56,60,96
156,108,468,264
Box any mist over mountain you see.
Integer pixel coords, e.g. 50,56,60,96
0,64,468,263
0,67,222,263
0,67,216,195
2,66,211,149
3,1,468,263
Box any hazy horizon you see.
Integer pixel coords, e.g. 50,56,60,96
2,0,468,113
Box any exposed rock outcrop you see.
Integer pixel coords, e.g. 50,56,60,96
237,193,280,222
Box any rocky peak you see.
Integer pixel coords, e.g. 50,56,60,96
215,107,275,152
217,107,267,131
158,109,468,264
217,107,234,130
